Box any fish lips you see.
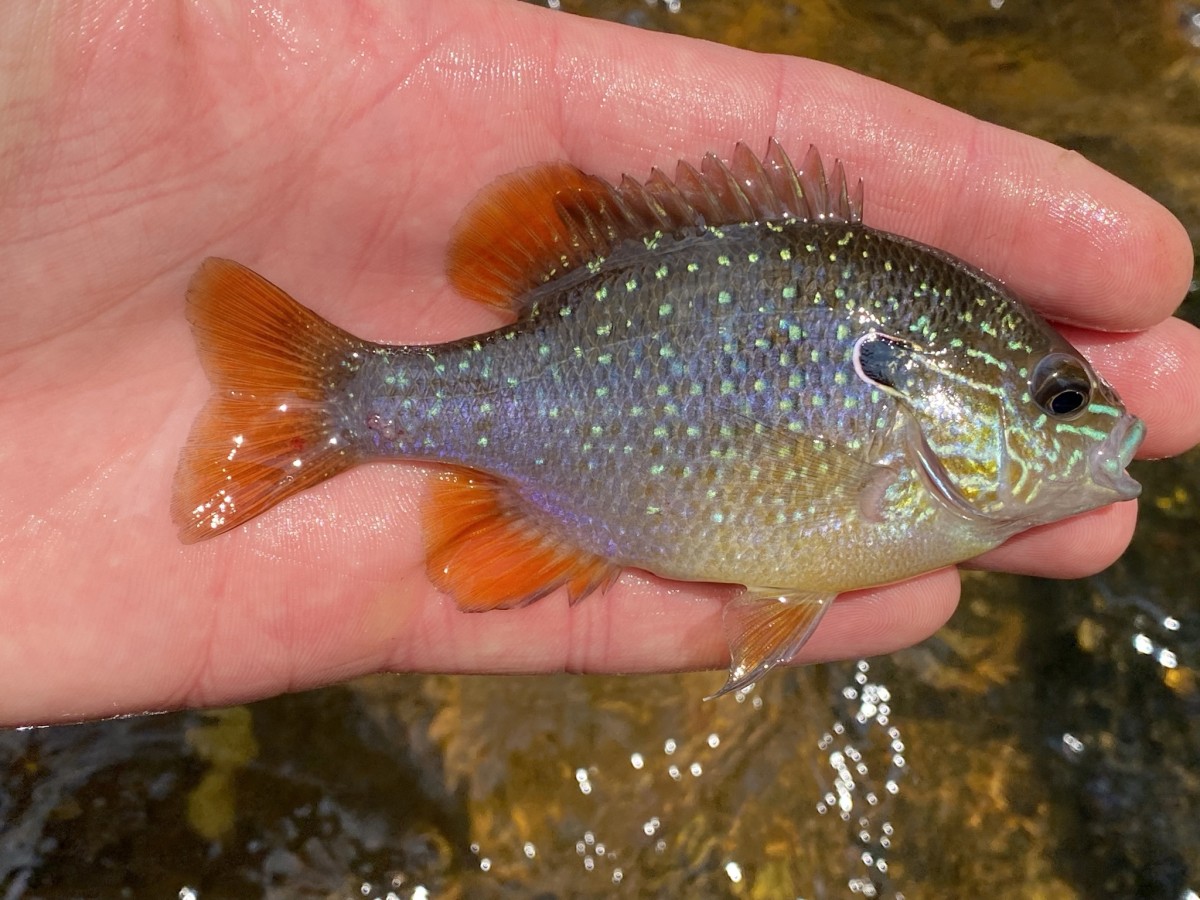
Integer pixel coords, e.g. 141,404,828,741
1090,415,1145,501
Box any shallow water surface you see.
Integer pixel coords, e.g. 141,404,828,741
3,2,1198,897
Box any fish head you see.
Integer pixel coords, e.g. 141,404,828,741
853,320,1143,529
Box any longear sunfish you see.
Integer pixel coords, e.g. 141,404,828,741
172,141,1144,696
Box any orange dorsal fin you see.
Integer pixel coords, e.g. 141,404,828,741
172,258,364,543
424,466,620,610
446,139,862,311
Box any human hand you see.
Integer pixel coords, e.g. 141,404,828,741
1,0,1195,725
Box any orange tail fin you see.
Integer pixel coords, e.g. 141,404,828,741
172,258,364,543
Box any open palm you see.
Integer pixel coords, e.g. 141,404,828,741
1,0,1196,725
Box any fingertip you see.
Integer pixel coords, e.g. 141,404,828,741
969,499,1139,579
794,568,963,663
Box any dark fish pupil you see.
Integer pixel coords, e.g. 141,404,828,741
1049,389,1087,416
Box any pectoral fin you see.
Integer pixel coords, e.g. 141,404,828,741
708,588,836,699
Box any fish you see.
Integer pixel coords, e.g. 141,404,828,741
172,140,1145,697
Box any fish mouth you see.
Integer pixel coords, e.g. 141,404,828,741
1089,415,1145,500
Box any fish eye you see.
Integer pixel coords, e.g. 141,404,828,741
1031,353,1092,420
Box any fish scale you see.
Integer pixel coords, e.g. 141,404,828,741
172,140,1144,695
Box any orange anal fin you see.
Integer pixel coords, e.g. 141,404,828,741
423,466,620,611
707,588,836,699
172,258,364,543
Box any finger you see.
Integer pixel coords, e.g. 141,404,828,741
383,566,963,676
532,7,1192,330
967,499,1138,578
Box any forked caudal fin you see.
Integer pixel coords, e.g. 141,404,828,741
172,258,365,543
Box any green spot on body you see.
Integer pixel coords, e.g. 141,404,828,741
625,277,638,292
650,463,664,475
630,405,644,417
656,384,670,397
538,345,550,357
595,386,609,398
655,265,669,280
837,231,854,246
477,436,488,447
595,286,608,302
718,290,732,305
753,378,766,392
658,302,673,317
559,306,572,318
747,252,760,264
596,323,612,337
782,285,797,300
686,425,700,438
720,379,735,396
780,248,792,261
687,262,699,273
653,425,668,439
718,255,731,267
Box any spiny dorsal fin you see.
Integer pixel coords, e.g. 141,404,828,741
446,139,862,311
424,466,620,610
